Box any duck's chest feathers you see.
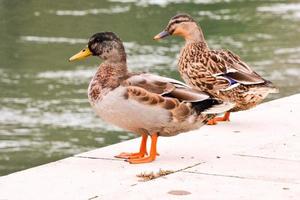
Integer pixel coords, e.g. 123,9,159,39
178,44,207,86
88,65,123,103
91,86,172,133
178,43,208,73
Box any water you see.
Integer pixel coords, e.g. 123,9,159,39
0,0,299,176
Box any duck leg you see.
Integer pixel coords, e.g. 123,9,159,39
127,133,158,164
215,112,230,121
207,112,231,125
114,133,148,159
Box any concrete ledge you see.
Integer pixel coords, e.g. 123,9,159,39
0,94,300,199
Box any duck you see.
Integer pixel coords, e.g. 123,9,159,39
69,32,234,163
153,13,278,124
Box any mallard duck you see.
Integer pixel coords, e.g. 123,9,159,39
69,32,234,163
154,14,278,124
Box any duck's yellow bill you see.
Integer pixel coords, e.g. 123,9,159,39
69,47,92,61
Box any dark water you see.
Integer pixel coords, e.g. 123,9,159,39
0,0,299,175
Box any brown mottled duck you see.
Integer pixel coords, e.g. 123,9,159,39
69,32,233,163
154,14,278,125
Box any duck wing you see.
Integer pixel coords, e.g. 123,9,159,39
122,73,233,118
215,50,267,85
187,49,273,91
123,73,211,102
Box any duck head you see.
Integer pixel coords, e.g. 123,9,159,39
153,13,205,43
69,32,126,63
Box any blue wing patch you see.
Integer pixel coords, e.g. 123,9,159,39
227,77,238,85
220,75,238,86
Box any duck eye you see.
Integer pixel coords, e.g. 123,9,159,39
82,49,86,52
170,28,175,34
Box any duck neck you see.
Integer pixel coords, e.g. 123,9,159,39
94,60,128,89
102,44,127,64
184,25,208,48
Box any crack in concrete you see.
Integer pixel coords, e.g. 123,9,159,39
74,155,122,161
183,171,248,179
182,171,300,184
233,154,300,163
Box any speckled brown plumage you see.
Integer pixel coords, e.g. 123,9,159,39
178,43,277,112
155,14,278,112
88,63,126,102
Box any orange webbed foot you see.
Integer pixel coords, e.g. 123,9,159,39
115,152,147,159
207,112,231,125
127,155,156,164
207,118,218,125
115,133,148,159
128,133,158,164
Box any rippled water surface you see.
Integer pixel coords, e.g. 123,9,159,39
0,0,299,175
